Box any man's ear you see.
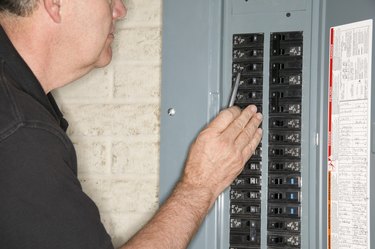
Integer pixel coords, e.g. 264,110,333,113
43,0,62,23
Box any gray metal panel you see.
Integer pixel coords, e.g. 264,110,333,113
160,0,223,248
310,0,326,248
160,0,210,201
161,0,374,249
319,1,375,248
231,0,307,14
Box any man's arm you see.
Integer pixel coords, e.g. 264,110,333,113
121,105,263,249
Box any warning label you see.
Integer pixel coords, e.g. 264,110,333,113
328,20,372,249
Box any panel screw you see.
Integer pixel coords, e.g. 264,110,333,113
286,12,291,17
167,108,176,116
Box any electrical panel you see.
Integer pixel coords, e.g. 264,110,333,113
160,1,375,249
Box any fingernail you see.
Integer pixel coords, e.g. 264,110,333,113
250,105,257,113
257,113,263,120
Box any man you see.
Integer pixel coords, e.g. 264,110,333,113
0,0,263,248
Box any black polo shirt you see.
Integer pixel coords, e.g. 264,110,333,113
0,26,114,249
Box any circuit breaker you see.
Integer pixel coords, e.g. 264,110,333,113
160,0,375,249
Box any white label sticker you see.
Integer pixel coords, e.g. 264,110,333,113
328,19,372,249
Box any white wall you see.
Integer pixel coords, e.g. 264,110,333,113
54,0,162,246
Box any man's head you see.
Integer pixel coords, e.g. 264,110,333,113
0,0,127,92
0,0,38,17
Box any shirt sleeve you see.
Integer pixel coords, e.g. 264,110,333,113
0,125,114,249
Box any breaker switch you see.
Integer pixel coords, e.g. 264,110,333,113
270,103,301,114
243,161,262,174
271,207,283,215
230,218,260,229
271,221,283,229
268,235,300,247
272,31,303,41
272,73,302,85
272,46,302,56
233,48,264,59
270,236,283,244
269,191,301,202
233,62,263,74
268,205,301,218
270,146,301,158
236,90,263,104
270,131,301,144
268,219,301,232
230,204,261,215
233,33,264,46
269,175,301,187
271,88,302,99
270,192,283,199
232,176,261,187
230,189,261,201
270,117,301,129
230,232,260,245
269,161,301,172
272,61,302,71
241,76,262,86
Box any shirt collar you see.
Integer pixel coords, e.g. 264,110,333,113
0,25,68,132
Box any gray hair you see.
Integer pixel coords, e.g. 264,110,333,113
0,0,38,17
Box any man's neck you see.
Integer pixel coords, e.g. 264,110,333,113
1,16,55,93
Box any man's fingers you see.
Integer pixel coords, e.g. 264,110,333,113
242,128,263,161
207,106,241,132
234,112,263,150
223,105,257,140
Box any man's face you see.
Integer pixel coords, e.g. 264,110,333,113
93,0,127,68
63,0,127,70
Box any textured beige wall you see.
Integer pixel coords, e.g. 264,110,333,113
53,0,162,247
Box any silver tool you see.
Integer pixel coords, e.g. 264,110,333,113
228,72,241,107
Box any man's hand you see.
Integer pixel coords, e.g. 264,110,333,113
121,105,262,249
182,105,263,206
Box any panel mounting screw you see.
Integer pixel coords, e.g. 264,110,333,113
167,108,176,116
286,12,291,17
